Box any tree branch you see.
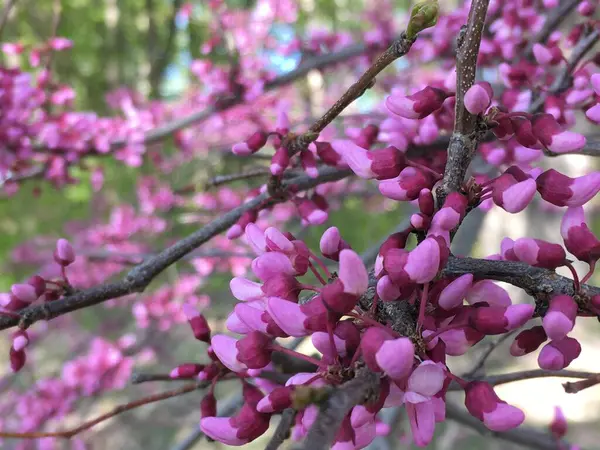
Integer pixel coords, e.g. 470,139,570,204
443,256,600,313
480,369,597,387
0,167,352,331
265,409,297,450
523,0,582,60
293,368,380,450
530,26,600,113
445,402,567,450
0,381,207,439
0,0,17,39
436,0,490,206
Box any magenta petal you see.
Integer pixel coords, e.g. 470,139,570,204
252,252,295,281
568,172,600,207
464,84,491,114
543,312,574,341
513,238,540,265
376,338,415,381
320,226,341,256
377,275,401,302
235,302,268,333
504,304,535,329
385,95,420,119
312,332,347,358
538,342,565,370
501,179,537,213
404,238,440,283
408,361,445,397
483,404,525,432
351,405,375,428
245,223,266,254
265,227,294,253
211,335,246,372
332,140,375,179
548,132,586,154
226,311,253,334
560,207,585,239
467,280,512,307
586,104,600,123
230,277,264,301
438,274,473,310
200,417,246,446
339,249,369,296
266,297,309,337
407,401,436,447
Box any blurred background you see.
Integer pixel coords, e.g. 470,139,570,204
0,0,598,449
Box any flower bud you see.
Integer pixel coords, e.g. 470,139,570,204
510,326,547,356
407,0,440,39
542,295,577,341
54,238,75,266
538,337,581,370
465,382,525,431
386,86,449,120
464,82,493,114
232,131,268,156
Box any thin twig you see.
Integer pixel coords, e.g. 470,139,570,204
563,373,600,393
445,402,568,450
530,27,600,113
265,409,297,450
130,373,183,384
523,0,582,59
0,167,352,331
436,0,490,207
465,329,518,377
0,381,207,439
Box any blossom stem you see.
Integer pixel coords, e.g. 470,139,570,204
565,262,581,292
309,251,332,278
447,371,468,389
424,323,466,343
581,260,596,285
326,314,339,363
308,262,327,285
347,311,400,337
271,344,325,368
407,160,443,180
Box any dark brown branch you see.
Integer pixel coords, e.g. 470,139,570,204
265,409,297,450
445,402,567,450
563,373,600,393
530,27,600,113
0,381,207,439
131,373,183,384
443,256,600,314
473,369,597,387
436,0,490,206
0,167,352,331
523,0,582,60
293,368,379,450
306,34,416,136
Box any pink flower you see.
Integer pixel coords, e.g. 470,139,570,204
234,302,287,337
386,86,450,119
48,37,73,51
232,131,268,156
297,197,328,225
54,238,75,266
312,320,360,362
465,382,525,431
332,141,406,180
11,330,29,352
492,172,537,213
550,406,568,439
319,226,350,261
270,147,290,176
378,167,434,201
464,82,493,114
210,332,272,372
512,238,566,269
532,43,563,66
267,296,328,336
531,114,586,154
560,207,600,264
169,363,204,379
536,170,600,207
538,337,581,370
466,280,512,307
470,304,534,335
430,193,468,232
251,252,296,282
200,402,270,446
438,274,473,310
183,304,211,342
510,326,547,356
10,347,26,372
256,386,293,413
542,295,577,341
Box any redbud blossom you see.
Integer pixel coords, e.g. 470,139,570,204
300,150,319,178
542,295,578,341
536,169,600,207
560,207,600,264
430,192,468,231
531,114,586,154
378,167,433,201
232,131,268,156
270,147,290,176
492,173,537,213
182,304,211,342
333,141,406,180
10,283,38,304
227,209,258,239
438,274,473,310
464,382,525,431
200,401,270,446
257,386,293,413
10,347,26,372
351,379,390,428
538,337,581,370
418,189,434,216
353,124,379,149
466,280,512,307
470,304,534,335
385,86,449,120
512,238,566,269
170,363,204,379
319,226,351,261
464,82,493,114
312,320,360,361
251,252,296,282
267,296,329,337
532,43,563,66
297,198,328,225
550,406,568,439
12,330,29,352
54,238,75,266
512,117,539,149
201,392,217,418
314,141,345,167
510,326,547,356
